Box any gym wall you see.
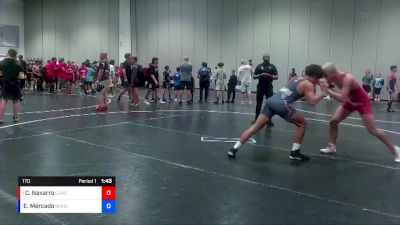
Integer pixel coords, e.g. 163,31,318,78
23,0,400,94
24,0,119,64
131,0,400,91
0,0,24,59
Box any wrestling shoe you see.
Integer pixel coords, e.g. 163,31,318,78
394,146,400,163
228,148,238,159
387,107,396,112
320,143,337,154
289,150,310,161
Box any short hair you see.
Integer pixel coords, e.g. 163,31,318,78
8,49,17,58
240,59,247,65
217,62,224,68
109,59,115,65
184,56,189,62
152,57,158,63
322,62,338,73
165,65,169,70
202,62,207,67
51,57,57,61
390,65,397,71
176,67,181,72
305,64,325,79
124,53,131,59
263,53,270,58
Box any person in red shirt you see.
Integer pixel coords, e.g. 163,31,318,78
78,62,88,94
65,61,75,94
44,58,57,93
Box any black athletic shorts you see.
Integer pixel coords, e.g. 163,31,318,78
374,88,382,95
181,81,192,90
362,85,371,93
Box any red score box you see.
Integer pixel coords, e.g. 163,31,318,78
102,186,116,200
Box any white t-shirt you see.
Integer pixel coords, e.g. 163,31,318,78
109,64,115,78
238,64,252,85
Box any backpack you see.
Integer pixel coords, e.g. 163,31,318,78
136,65,146,87
198,67,210,81
99,61,110,81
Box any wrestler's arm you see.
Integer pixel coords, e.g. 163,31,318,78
303,81,325,106
326,76,351,102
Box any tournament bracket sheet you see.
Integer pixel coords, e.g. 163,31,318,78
18,176,116,214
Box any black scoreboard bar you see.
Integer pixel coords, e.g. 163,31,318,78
18,176,116,186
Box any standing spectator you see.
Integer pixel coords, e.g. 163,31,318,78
174,67,182,102
94,52,110,111
44,58,57,93
179,56,193,104
117,62,124,87
227,69,238,103
108,59,116,97
162,66,172,102
0,49,24,123
78,62,88,95
373,73,384,102
213,62,227,104
198,62,211,103
130,56,141,106
362,69,373,99
65,61,74,94
117,53,132,102
57,58,66,92
238,59,253,104
288,68,297,80
85,62,95,94
144,57,164,104
387,65,397,112
253,53,278,125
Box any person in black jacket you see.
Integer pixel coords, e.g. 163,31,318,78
227,69,238,103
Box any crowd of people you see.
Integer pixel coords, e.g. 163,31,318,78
1,48,400,163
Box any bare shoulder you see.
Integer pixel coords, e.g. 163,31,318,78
297,79,314,94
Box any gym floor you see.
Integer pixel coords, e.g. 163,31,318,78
1,90,400,225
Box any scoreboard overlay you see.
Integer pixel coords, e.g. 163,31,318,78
18,176,116,214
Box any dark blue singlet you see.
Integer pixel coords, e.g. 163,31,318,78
261,78,306,119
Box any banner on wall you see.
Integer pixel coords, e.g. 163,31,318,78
0,24,19,48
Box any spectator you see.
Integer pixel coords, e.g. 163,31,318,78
0,49,24,123
227,69,238,103
386,65,397,112
373,73,384,102
197,62,211,103
362,69,373,99
144,57,164,104
238,59,253,104
179,56,193,104
213,62,227,104
94,52,110,111
288,68,297,80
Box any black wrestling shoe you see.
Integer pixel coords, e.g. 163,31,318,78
289,150,310,161
387,107,396,112
228,148,238,159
